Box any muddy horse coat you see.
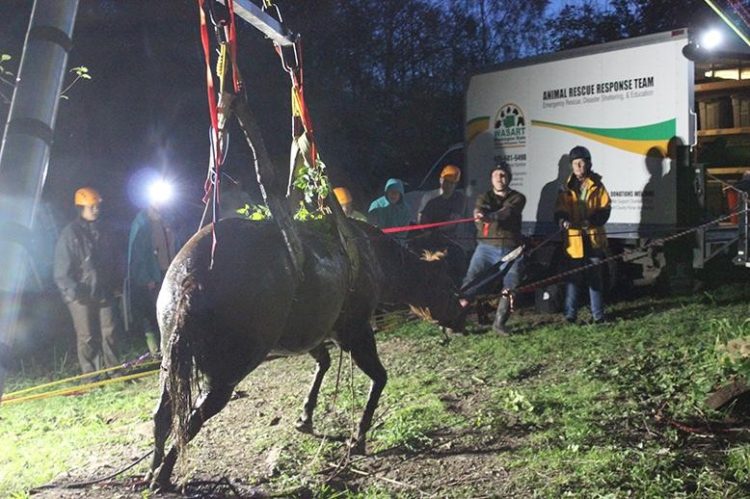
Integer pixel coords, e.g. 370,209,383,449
148,217,463,488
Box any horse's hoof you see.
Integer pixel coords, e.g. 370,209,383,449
348,437,366,455
149,468,172,492
150,479,172,493
295,418,314,434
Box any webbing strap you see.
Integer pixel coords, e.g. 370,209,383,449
197,0,221,262
381,217,475,234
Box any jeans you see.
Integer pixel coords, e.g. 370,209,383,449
461,243,523,300
564,256,605,321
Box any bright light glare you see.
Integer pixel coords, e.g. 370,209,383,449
148,179,173,205
701,29,722,50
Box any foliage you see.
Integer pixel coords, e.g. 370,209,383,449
0,53,15,104
292,201,326,221
59,66,92,100
236,203,271,220
0,52,91,109
293,157,331,207
234,202,327,222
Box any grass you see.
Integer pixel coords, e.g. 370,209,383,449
2,282,750,497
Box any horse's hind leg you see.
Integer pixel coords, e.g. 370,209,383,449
150,384,234,490
147,379,172,483
347,327,387,455
295,343,331,434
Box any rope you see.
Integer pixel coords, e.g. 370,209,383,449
30,450,154,492
2,351,161,405
511,207,749,297
2,368,159,406
381,217,475,234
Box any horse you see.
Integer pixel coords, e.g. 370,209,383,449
148,216,465,489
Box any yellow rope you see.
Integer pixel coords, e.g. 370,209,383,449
1,368,160,406
3,360,160,399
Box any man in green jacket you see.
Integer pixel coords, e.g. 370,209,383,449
459,163,526,335
127,202,177,355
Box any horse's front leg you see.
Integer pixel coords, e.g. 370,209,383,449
347,326,387,454
295,343,331,434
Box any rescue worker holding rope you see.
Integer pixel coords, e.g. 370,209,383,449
368,178,412,230
554,146,611,324
54,187,120,376
418,165,466,237
459,162,525,335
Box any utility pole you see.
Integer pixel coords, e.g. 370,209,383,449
0,0,80,400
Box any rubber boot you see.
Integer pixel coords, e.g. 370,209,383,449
145,331,160,356
492,296,511,336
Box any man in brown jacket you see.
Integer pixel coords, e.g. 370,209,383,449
54,187,120,375
459,162,526,335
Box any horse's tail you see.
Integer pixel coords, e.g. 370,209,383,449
164,273,203,468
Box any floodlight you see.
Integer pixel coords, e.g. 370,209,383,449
147,179,174,206
701,29,722,50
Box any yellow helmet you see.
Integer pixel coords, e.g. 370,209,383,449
333,187,352,205
74,187,102,206
440,165,461,182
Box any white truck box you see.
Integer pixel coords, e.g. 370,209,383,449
463,29,695,238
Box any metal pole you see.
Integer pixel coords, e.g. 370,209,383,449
217,0,296,47
0,0,80,400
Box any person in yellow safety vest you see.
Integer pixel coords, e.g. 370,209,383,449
554,145,611,324
54,187,120,377
333,186,367,221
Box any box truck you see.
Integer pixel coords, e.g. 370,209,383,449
411,29,750,282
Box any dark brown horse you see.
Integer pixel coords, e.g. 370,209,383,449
148,216,464,489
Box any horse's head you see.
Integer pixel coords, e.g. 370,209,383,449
408,249,466,332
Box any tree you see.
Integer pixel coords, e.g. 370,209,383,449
276,0,550,201
549,0,717,51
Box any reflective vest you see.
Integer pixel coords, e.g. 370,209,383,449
555,174,611,259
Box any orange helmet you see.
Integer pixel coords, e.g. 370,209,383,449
333,187,352,205
74,187,102,206
440,165,461,183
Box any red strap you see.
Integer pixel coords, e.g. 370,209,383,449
198,0,221,200
198,0,225,263
381,217,475,234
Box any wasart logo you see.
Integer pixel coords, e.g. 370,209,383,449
494,103,526,148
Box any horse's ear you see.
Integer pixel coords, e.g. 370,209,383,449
421,249,447,261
